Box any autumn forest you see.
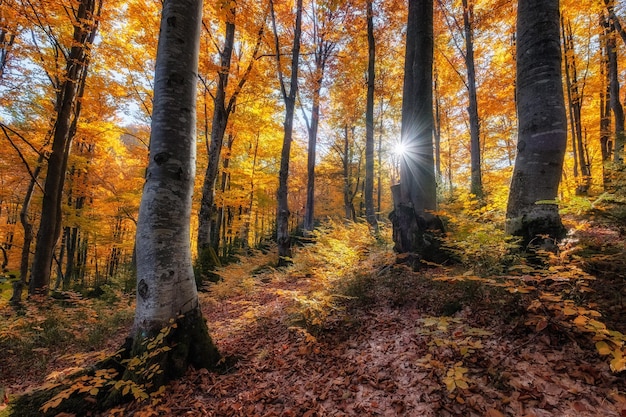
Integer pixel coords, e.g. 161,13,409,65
2,0,626,415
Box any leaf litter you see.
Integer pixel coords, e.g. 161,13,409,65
106,223,626,416
3,221,626,416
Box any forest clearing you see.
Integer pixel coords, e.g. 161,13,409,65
2,215,626,416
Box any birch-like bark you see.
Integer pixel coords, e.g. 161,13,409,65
134,0,204,331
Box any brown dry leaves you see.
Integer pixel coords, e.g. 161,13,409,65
108,251,626,417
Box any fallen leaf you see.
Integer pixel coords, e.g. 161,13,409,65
486,408,505,417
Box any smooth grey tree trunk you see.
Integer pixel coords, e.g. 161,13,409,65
135,0,204,333
505,0,567,245
128,0,219,389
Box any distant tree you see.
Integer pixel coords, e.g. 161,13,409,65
270,0,303,266
390,0,443,262
461,0,482,198
603,0,625,165
435,0,482,198
301,0,339,232
365,0,378,231
29,0,102,294
505,0,567,245
197,4,266,263
561,16,590,195
197,4,236,262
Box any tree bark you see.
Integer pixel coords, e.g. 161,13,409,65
365,0,378,231
132,0,219,378
505,0,567,246
391,0,442,263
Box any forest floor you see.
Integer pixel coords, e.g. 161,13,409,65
2,218,626,416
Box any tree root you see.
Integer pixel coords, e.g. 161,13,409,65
7,310,222,416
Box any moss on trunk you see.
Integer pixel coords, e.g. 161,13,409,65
389,203,448,268
128,306,221,386
505,205,566,249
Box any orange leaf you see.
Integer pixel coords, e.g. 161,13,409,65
486,409,505,417
535,318,548,332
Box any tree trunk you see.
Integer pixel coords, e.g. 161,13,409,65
365,0,378,231
303,78,321,232
391,0,442,263
29,0,100,294
302,6,337,233
343,125,353,220
242,131,260,249
600,17,613,189
600,19,612,165
462,0,482,198
377,99,384,217
434,67,442,180
0,21,16,79
131,0,219,386
270,0,303,266
197,12,235,257
605,1,625,165
10,158,43,305
505,0,567,246
562,17,590,195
